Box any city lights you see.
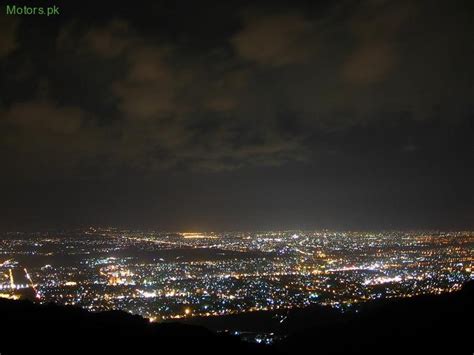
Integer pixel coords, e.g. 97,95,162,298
0,229,472,323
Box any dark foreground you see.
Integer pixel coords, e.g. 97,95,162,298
281,281,473,355
1,281,472,355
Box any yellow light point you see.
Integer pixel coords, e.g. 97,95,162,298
184,308,191,316
0,259,12,267
0,293,20,300
180,233,217,239
23,268,40,299
8,269,14,289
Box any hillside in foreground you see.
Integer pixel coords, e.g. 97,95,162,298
0,297,271,355
0,281,472,354
279,281,473,355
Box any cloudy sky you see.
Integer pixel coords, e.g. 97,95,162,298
0,0,473,231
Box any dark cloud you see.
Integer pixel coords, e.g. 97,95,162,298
342,41,396,84
0,16,19,58
0,99,107,177
231,12,316,67
49,16,312,173
0,0,473,229
1,1,473,177
341,0,416,84
82,19,132,58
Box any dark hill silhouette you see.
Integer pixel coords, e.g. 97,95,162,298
0,298,273,355
180,301,344,335
279,281,474,355
0,281,472,355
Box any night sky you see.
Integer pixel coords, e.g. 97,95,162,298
0,0,473,231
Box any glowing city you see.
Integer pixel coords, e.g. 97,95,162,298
1,229,472,324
